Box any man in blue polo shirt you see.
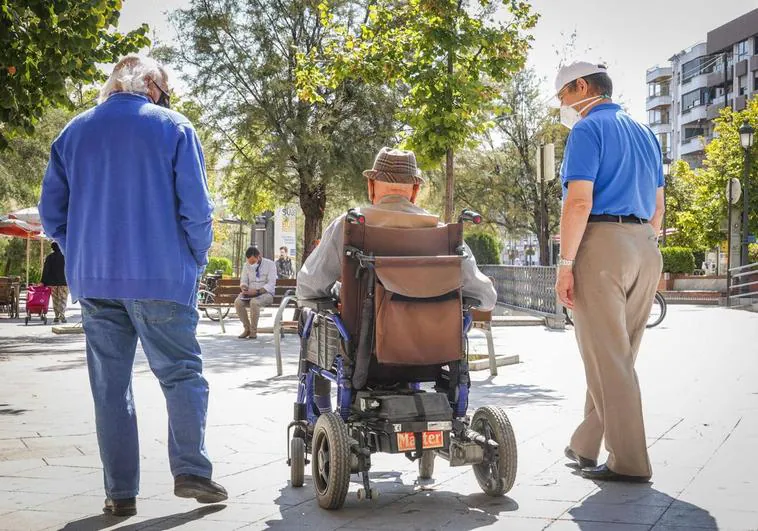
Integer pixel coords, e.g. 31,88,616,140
554,62,665,483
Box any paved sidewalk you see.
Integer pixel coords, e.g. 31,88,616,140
0,305,757,530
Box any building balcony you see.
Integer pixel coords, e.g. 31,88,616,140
706,68,733,87
680,136,706,155
680,104,708,124
751,55,758,72
735,95,747,111
646,65,673,84
681,72,710,90
649,122,671,135
646,94,672,110
706,101,732,120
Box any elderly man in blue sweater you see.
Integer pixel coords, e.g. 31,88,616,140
39,55,226,516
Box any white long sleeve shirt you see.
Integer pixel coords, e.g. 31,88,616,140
240,257,277,296
296,195,497,311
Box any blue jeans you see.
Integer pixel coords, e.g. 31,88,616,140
80,298,212,499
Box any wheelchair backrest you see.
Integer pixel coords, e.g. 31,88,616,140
341,221,465,381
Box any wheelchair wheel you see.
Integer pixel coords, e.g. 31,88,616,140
418,450,435,480
646,292,667,328
312,413,351,510
290,437,305,488
471,406,517,497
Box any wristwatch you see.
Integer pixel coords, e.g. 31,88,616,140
558,258,575,269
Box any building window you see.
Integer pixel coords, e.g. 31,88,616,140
657,132,670,154
682,88,707,110
736,40,749,62
684,127,704,141
648,81,670,98
738,75,747,96
681,56,716,83
754,70,758,94
648,109,669,125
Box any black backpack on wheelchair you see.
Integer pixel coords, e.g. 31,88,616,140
287,209,517,510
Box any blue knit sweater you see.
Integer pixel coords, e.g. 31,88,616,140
39,92,214,306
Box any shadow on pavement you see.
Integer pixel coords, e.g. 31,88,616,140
0,334,85,357
56,504,227,530
0,403,28,415
569,482,717,529
473,377,565,407
240,374,300,395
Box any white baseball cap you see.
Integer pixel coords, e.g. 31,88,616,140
554,61,609,97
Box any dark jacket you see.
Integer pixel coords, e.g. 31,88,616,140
41,243,67,286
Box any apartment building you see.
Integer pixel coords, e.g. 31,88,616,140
646,8,758,167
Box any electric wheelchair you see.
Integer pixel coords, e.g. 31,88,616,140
287,209,517,510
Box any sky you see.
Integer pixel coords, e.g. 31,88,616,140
117,0,757,123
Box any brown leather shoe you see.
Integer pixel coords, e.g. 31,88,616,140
248,332,257,339
581,464,651,483
103,497,137,516
238,329,250,339
565,446,597,469
175,474,228,503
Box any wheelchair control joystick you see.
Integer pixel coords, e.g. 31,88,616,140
458,209,482,225
346,208,366,225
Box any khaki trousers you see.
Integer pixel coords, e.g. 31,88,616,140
51,286,69,320
234,293,274,334
569,222,662,477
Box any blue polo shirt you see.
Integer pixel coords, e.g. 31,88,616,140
560,103,664,220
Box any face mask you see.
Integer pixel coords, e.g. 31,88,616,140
150,79,171,109
560,95,603,129
156,91,171,109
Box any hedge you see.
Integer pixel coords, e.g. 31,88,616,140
206,257,233,276
660,247,695,274
464,232,501,265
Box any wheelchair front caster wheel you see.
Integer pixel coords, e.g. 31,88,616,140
357,487,378,501
290,437,305,488
471,405,517,497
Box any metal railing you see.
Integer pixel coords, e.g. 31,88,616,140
480,265,564,329
727,262,758,308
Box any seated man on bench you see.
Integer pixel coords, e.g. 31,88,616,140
296,147,497,412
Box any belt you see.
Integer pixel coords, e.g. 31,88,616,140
588,214,648,224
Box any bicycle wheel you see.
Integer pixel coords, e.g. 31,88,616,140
646,292,667,328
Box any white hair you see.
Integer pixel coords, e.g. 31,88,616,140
99,55,168,103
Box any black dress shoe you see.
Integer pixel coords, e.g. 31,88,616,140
103,497,137,517
564,446,597,469
581,464,651,483
174,474,228,503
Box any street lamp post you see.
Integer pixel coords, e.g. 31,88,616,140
739,120,754,266
662,156,672,245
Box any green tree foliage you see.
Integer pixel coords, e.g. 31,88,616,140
298,0,537,222
166,0,398,260
206,256,233,276
0,0,149,148
449,69,567,264
667,98,758,250
464,231,501,265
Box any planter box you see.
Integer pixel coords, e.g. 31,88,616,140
658,273,675,291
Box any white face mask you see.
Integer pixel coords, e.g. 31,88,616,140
560,95,604,129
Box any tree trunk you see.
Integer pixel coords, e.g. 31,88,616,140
299,180,326,264
445,147,455,224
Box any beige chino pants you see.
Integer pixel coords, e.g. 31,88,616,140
568,222,662,478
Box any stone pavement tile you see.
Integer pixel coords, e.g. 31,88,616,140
648,465,703,495
44,514,160,531
576,483,676,507
505,483,598,504
42,454,102,469
4,464,104,480
140,518,249,531
332,492,472,529
270,495,408,530
0,457,46,475
655,500,758,530
648,438,725,467
560,501,667,526
442,516,554,530
459,494,573,521
0,438,27,452
0,491,69,515
546,521,650,531
0,508,92,531
0,471,102,495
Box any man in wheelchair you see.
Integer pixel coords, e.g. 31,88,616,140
289,147,515,510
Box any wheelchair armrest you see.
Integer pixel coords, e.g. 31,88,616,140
463,296,482,311
297,298,338,312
